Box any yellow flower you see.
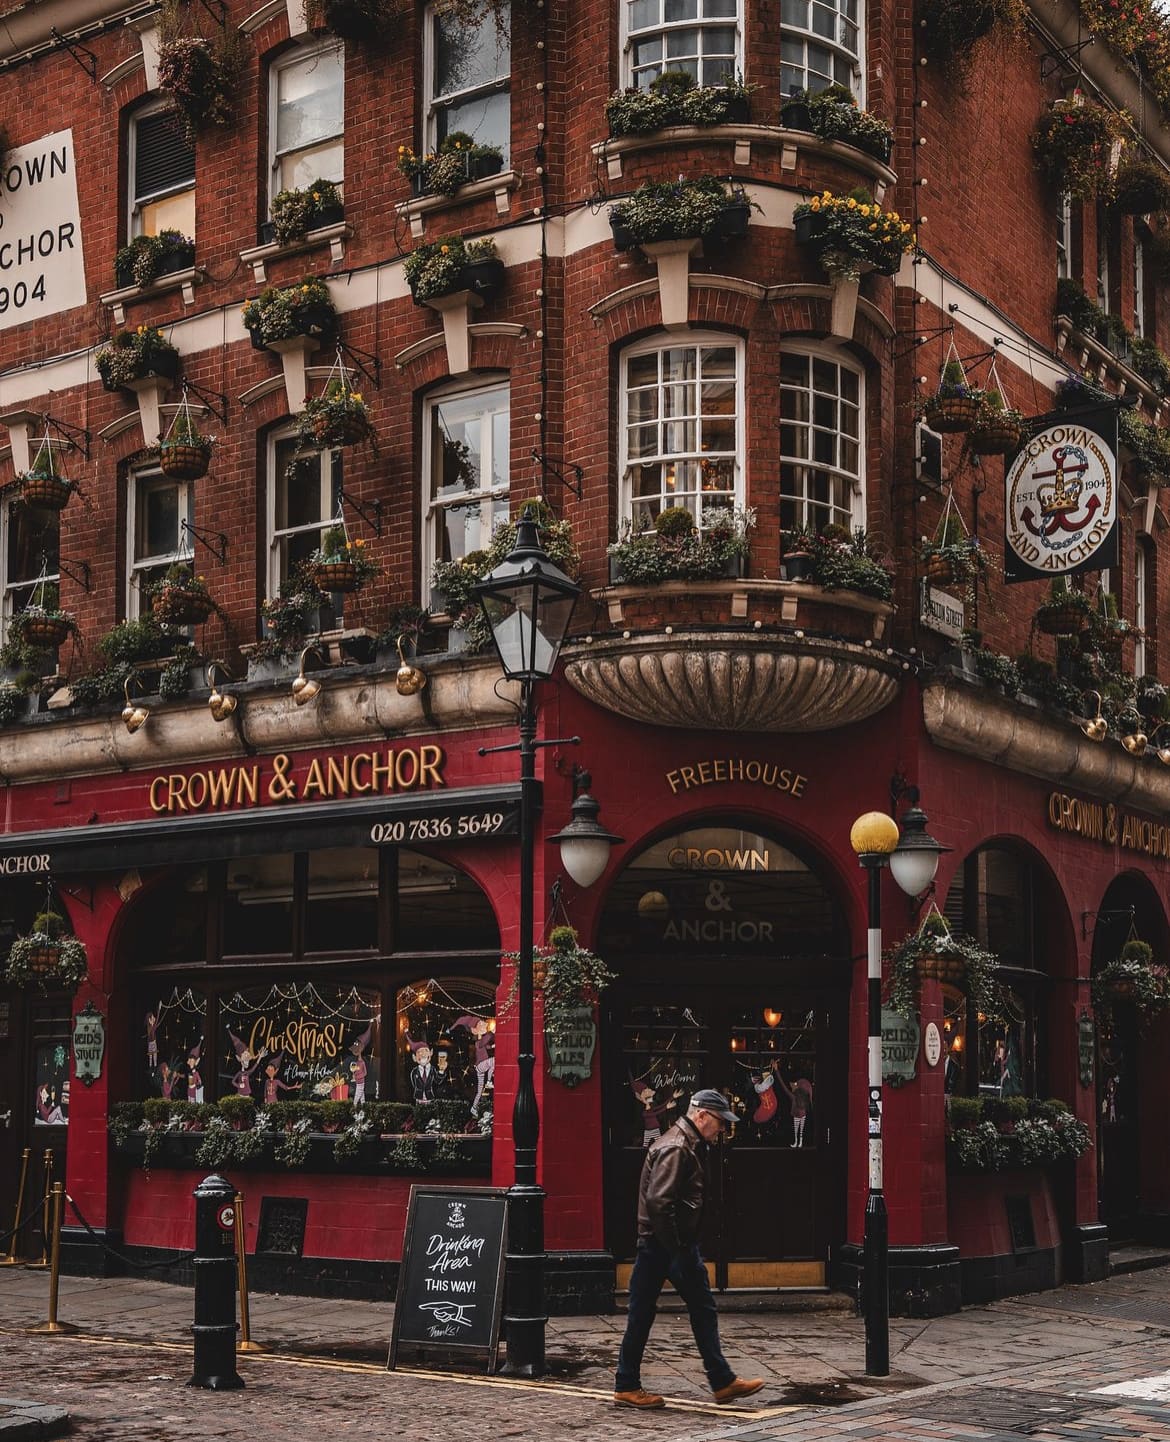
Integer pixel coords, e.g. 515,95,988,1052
440,244,450,254
351,392,363,404
868,223,877,231
398,145,406,154
846,198,856,209
810,198,820,210
860,204,870,216
354,538,365,548
312,191,320,201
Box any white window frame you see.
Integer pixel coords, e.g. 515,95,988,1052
1134,228,1147,338
620,0,744,91
127,98,196,240
423,2,511,157
422,377,511,590
778,343,866,533
126,466,194,619
1056,193,1072,282
1,502,60,633
265,428,337,605
618,331,744,534
1135,538,1149,677
779,0,863,103
1097,208,1111,316
268,40,345,210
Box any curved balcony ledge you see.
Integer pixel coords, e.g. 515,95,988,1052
591,125,896,201
1052,315,1165,418
562,629,902,733
0,655,519,785
923,671,1170,813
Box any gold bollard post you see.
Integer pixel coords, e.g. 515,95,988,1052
0,1148,31,1266
30,1184,76,1335
27,1150,53,1269
234,1190,263,1354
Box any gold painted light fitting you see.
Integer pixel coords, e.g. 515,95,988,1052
121,672,150,734
763,1008,783,1028
206,661,238,723
1079,690,1107,743
394,634,427,697
1122,728,1148,757
291,644,324,706
1153,726,1170,766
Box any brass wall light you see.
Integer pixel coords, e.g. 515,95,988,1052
395,634,427,697
1079,690,1107,742
206,661,238,722
121,672,150,734
1122,724,1149,757
1153,725,1170,766
291,644,325,706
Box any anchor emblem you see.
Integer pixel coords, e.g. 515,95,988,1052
1021,444,1099,538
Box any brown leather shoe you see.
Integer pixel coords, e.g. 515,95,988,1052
614,1389,666,1409
713,1377,765,1404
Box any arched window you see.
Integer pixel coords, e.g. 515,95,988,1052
619,334,743,534
621,0,743,90
942,845,1049,1097
779,347,865,534
780,0,862,101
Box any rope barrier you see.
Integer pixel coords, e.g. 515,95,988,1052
0,1194,46,1247
64,1193,195,1272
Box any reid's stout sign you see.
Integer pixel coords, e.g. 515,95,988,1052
1004,407,1118,582
389,1186,507,1373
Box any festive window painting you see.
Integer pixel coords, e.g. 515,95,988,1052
33,1041,69,1125
621,1004,705,1147
220,983,380,1104
394,976,495,1129
726,1004,817,1149
141,987,207,1101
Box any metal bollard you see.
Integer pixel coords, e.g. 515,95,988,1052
0,1148,30,1266
28,1150,52,1269
31,1185,76,1335
188,1174,244,1390
234,1191,263,1354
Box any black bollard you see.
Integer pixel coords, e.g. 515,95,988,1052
189,1174,245,1390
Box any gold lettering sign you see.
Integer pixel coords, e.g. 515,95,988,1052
664,759,808,798
148,746,446,816
1046,790,1170,860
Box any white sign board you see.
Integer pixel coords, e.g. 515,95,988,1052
919,581,964,641
0,130,86,330
1004,413,1117,581
924,1021,942,1068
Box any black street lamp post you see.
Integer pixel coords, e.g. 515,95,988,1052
849,801,947,1377
474,505,619,1377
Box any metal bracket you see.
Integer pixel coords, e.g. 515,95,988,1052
56,558,91,594
337,339,382,391
1040,37,1095,80
1081,906,1134,941
50,27,97,79
194,0,228,23
36,413,91,461
533,450,584,500
178,377,229,425
479,735,580,757
57,882,95,912
893,324,954,362
337,487,383,538
180,518,228,565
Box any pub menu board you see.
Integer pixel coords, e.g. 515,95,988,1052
388,1186,508,1373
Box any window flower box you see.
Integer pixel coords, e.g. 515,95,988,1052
270,179,345,247
793,190,915,281
242,276,337,351
95,325,181,392
404,235,503,305
604,71,754,136
609,176,754,250
397,133,505,199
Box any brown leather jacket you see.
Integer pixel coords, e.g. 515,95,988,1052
636,1114,707,1251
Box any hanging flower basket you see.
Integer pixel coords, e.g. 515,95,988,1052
887,907,1003,1020
20,472,75,511
5,912,88,992
312,560,360,592
924,394,980,432
160,439,212,480
916,951,968,985
1092,941,1169,1019
925,553,955,583
1035,580,1091,637
20,615,73,649
309,525,379,594
969,414,1024,455
153,587,215,625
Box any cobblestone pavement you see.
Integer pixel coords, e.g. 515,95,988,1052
0,1265,1168,1439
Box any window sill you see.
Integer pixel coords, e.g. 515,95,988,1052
98,267,202,328
395,170,520,238
591,124,896,200
239,222,353,285
1053,314,1165,418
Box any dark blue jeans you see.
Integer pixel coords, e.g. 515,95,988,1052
614,1236,734,1393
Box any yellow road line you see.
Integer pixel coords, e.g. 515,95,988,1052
2,1327,797,1419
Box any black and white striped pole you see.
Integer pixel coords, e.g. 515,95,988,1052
850,803,948,1379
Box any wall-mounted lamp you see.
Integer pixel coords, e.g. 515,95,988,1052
121,672,150,734
395,635,427,697
291,644,325,706
547,767,624,889
1122,726,1148,757
1153,725,1170,766
1079,691,1107,742
206,661,238,722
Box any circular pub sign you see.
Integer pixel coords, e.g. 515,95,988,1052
1004,416,1117,582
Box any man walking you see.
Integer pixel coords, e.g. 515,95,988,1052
614,1089,765,1410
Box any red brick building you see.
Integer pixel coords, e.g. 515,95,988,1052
0,0,1168,1313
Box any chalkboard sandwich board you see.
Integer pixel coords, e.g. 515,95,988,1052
388,1185,508,1374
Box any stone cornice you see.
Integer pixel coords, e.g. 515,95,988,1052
923,671,1170,813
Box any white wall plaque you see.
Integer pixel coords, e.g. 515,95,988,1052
924,1021,942,1068
0,130,86,331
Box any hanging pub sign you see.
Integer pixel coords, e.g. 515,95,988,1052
881,1007,920,1087
1079,1010,1095,1089
1004,406,1118,583
545,1006,597,1087
72,1001,105,1087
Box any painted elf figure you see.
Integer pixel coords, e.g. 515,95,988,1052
262,1053,298,1105
454,1015,495,1108
227,1031,268,1098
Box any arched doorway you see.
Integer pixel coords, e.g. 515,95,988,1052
1090,872,1170,1238
598,819,849,1289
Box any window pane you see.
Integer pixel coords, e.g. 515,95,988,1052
438,91,511,156
279,138,344,193
304,848,378,954
8,506,57,588
223,854,294,955
133,110,195,204
135,477,180,561
435,9,510,95
276,47,344,154
394,975,495,1112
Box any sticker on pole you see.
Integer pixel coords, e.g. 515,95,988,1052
217,1203,235,1231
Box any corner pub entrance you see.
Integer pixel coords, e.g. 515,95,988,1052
598,821,850,1289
